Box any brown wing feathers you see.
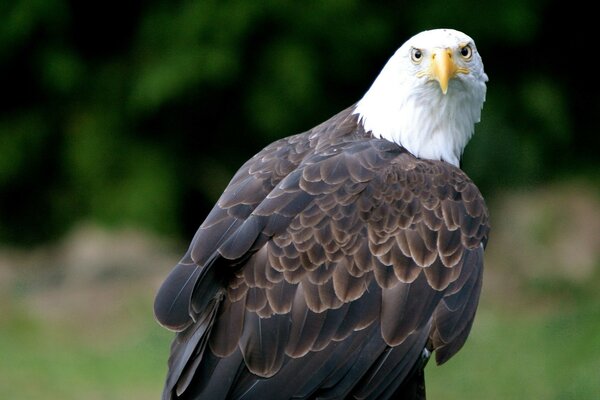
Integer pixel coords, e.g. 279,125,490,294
154,109,489,399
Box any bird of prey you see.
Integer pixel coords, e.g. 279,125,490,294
154,28,490,400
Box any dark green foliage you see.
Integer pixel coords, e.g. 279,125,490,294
0,0,595,245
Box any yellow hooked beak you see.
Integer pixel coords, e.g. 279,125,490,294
426,48,469,94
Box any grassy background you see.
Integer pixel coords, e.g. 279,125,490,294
1,181,598,399
0,297,169,399
429,284,600,399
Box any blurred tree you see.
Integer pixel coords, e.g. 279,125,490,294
0,0,596,246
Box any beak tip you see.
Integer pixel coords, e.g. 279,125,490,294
440,83,449,95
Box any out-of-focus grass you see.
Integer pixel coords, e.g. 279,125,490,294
0,225,178,399
2,285,598,400
428,290,600,399
0,294,171,399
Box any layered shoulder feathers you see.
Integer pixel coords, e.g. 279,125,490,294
154,105,489,399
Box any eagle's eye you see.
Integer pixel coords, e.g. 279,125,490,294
410,48,423,63
460,45,472,60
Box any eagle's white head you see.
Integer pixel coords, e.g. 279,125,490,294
354,29,488,167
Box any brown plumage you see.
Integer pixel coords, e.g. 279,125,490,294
154,104,489,399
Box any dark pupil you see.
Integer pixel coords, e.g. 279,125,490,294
461,47,470,56
414,49,422,59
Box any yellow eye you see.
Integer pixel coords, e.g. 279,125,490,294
410,47,423,63
460,45,473,60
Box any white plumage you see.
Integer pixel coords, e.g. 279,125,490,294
355,29,488,166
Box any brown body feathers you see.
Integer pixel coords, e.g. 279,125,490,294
154,107,489,399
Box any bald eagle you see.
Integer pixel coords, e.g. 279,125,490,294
154,29,489,400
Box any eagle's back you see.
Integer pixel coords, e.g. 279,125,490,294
154,106,489,400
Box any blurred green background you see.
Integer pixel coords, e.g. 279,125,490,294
0,1,598,399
